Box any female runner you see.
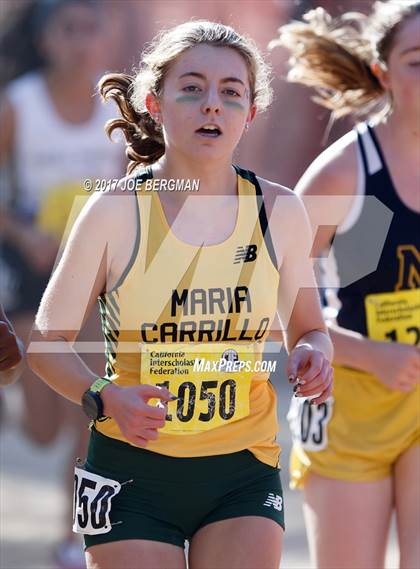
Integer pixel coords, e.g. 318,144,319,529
29,20,333,569
272,2,420,567
0,2,122,565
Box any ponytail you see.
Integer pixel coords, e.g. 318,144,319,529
271,8,385,118
98,72,165,173
272,1,420,119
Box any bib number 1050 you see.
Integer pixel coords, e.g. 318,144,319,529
157,379,236,422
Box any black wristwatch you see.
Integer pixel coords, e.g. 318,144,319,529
81,378,112,420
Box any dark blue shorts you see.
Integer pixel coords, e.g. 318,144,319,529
83,429,285,549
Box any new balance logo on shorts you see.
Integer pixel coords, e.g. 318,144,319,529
234,244,257,264
263,493,283,511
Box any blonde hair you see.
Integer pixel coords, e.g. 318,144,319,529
99,20,272,174
270,0,420,119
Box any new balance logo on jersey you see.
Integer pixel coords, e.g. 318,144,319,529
263,493,283,511
234,244,257,264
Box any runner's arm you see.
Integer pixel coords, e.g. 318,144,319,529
294,136,364,367
0,304,25,385
296,140,420,390
27,193,119,403
267,187,333,402
273,190,333,360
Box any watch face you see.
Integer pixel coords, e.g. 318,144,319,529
82,391,100,420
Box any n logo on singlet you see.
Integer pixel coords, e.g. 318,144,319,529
234,244,257,264
396,245,420,290
263,493,283,512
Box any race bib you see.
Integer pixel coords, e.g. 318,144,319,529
365,289,420,345
140,342,259,435
72,466,121,535
287,397,334,452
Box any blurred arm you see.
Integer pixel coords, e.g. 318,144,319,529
0,304,25,386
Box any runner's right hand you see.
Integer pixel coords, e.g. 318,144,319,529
369,340,420,392
101,383,173,447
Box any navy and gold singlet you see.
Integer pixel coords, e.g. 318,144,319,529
334,123,420,341
289,123,420,487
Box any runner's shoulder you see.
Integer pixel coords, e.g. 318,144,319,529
70,175,139,246
82,174,138,213
256,176,303,218
296,130,359,198
255,176,310,249
257,176,292,197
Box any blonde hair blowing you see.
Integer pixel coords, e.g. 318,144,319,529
270,1,420,119
99,20,273,173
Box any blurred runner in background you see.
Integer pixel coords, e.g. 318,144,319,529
0,1,123,567
272,1,420,567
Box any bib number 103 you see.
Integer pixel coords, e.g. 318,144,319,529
157,379,236,422
288,397,333,452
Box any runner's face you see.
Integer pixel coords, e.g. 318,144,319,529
383,14,420,117
40,3,106,73
154,45,256,162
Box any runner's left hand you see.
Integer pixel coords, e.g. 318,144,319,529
287,344,333,404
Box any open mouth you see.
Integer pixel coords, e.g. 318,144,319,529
196,125,222,138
